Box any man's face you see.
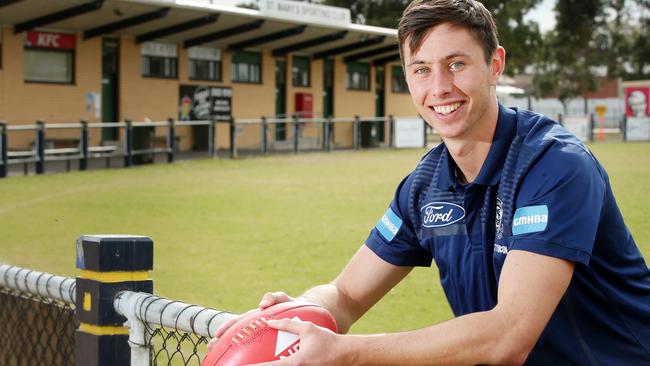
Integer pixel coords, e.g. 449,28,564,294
402,23,503,140
629,91,648,117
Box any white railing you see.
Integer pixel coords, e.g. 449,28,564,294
0,263,76,304
114,291,236,365
0,263,236,366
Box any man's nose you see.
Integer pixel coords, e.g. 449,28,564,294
429,69,453,98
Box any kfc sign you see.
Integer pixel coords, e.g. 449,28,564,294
25,31,76,50
625,87,649,117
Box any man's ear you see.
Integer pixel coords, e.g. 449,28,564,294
490,46,506,86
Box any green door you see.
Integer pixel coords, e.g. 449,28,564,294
275,58,287,141
101,38,119,141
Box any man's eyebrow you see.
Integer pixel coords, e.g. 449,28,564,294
440,52,470,61
406,52,470,67
406,59,427,67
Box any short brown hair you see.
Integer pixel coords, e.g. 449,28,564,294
398,0,499,64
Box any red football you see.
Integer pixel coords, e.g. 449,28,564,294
202,302,338,366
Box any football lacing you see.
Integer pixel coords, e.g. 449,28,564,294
231,317,269,345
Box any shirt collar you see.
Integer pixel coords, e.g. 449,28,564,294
435,103,517,190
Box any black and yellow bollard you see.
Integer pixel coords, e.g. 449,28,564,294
75,235,153,366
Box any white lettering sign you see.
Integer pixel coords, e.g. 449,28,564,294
259,0,351,27
37,33,60,48
395,117,425,148
626,117,650,141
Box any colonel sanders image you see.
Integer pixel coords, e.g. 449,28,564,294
628,90,648,117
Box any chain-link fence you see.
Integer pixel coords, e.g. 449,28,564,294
0,266,77,366
148,322,210,365
114,290,236,366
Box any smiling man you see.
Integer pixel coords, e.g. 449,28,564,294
212,0,650,364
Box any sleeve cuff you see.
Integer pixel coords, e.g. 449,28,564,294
364,239,432,267
509,237,591,266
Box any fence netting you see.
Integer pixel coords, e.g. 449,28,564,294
0,287,77,366
147,322,210,366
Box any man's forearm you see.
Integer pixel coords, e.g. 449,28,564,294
344,309,526,366
300,283,361,334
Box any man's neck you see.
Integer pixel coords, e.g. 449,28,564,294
444,106,499,184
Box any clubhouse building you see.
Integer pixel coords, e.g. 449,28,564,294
0,0,418,151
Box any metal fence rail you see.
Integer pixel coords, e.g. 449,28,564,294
114,291,236,366
0,262,236,366
0,115,404,177
0,264,77,366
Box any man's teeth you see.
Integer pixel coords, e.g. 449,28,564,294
433,102,462,115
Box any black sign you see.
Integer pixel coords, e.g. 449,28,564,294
179,85,232,121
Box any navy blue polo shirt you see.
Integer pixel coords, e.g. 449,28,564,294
366,105,650,364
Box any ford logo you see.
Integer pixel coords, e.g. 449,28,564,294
421,202,465,228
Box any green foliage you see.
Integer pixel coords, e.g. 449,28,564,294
0,146,649,333
323,0,543,75
532,0,605,107
482,0,544,76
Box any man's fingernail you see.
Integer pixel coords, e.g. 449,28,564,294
259,300,268,307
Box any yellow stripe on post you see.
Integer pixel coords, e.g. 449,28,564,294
83,292,92,311
79,323,130,336
79,270,148,282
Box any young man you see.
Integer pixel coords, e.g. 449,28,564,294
213,0,650,364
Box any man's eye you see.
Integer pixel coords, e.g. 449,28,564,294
414,67,429,75
450,62,464,70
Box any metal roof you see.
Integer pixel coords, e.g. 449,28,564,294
0,0,399,61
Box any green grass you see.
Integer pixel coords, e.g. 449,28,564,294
0,144,648,335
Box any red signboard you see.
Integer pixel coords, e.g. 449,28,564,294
625,87,649,117
295,92,313,118
25,31,76,50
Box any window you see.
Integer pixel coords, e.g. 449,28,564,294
141,42,177,78
188,46,221,81
24,31,75,84
25,49,73,83
391,65,408,93
232,51,261,84
292,56,310,87
346,62,370,91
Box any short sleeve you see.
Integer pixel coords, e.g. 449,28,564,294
508,143,607,266
365,174,433,267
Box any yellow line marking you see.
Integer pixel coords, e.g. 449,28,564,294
79,323,129,336
79,270,148,282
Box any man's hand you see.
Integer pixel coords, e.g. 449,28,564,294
248,318,348,366
207,291,298,351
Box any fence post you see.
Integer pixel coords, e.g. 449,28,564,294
124,120,133,167
423,120,428,148
209,119,216,158
75,235,154,366
230,116,237,159
622,114,627,141
261,116,268,154
167,118,175,163
558,113,563,127
589,113,595,142
293,114,300,154
354,115,360,150
80,120,89,171
0,121,7,178
388,115,394,148
325,116,332,152
35,120,45,175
